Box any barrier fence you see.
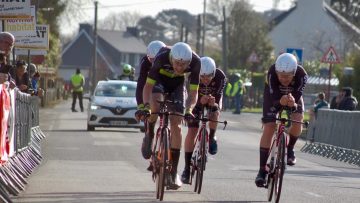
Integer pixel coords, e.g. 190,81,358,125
301,109,360,167
0,85,46,203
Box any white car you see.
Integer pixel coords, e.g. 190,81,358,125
87,80,144,132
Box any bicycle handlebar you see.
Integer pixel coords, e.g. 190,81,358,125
275,117,309,128
193,117,228,130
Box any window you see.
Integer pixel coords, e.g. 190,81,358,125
95,83,136,97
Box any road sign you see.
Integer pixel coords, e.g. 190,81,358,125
286,48,303,64
321,46,340,64
247,51,259,63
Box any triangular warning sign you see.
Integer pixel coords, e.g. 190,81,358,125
248,51,259,63
321,46,340,64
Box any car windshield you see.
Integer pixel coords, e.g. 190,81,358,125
94,83,136,97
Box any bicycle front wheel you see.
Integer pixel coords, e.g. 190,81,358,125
267,156,275,202
195,128,207,194
156,129,169,201
274,133,286,203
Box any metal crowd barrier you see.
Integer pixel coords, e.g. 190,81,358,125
0,88,46,202
301,109,360,167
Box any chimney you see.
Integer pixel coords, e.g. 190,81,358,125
126,27,139,38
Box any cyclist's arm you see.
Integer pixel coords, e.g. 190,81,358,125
186,55,201,111
143,58,161,105
292,66,308,103
136,57,151,106
267,66,282,109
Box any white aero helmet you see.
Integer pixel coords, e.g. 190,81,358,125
147,40,166,59
275,53,298,75
200,57,216,77
170,42,192,62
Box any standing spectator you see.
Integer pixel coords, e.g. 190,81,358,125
70,68,85,112
222,80,232,110
231,73,245,114
10,60,30,93
338,87,358,111
0,32,15,84
31,72,44,97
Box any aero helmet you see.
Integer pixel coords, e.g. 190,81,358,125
147,40,166,59
170,42,192,62
200,57,216,77
275,53,298,75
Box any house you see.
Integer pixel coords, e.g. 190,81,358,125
268,0,355,62
59,24,147,90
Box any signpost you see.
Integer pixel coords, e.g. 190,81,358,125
321,46,340,100
286,48,303,64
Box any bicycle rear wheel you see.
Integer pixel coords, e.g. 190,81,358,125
274,133,286,203
195,128,207,194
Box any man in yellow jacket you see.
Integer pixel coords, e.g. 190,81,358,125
231,73,245,114
71,68,85,112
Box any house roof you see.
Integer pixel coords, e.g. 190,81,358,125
268,0,349,61
97,30,146,54
60,29,118,74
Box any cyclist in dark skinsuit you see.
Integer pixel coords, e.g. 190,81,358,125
135,40,166,139
141,42,201,189
255,53,308,187
180,56,226,184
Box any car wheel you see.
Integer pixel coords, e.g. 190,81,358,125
87,124,95,131
140,127,145,133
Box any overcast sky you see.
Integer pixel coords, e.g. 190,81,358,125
61,0,292,35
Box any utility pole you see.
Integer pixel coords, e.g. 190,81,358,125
201,0,206,56
222,6,228,75
92,1,98,93
196,14,201,54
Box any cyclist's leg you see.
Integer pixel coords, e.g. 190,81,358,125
141,84,162,160
287,97,304,165
256,90,277,187
208,109,220,155
182,107,200,184
168,82,186,189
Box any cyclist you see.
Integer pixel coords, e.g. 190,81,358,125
135,41,166,158
141,42,201,189
255,53,308,187
181,56,226,184
118,63,135,81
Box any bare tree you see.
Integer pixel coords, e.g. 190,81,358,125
98,11,142,31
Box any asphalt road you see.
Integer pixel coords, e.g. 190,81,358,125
12,100,360,203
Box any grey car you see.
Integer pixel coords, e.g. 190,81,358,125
87,80,144,132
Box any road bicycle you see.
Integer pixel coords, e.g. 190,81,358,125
265,109,308,203
189,105,227,194
148,95,183,201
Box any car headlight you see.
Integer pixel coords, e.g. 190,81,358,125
90,104,101,110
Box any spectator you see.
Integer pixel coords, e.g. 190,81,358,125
10,60,30,93
70,68,85,112
338,87,358,111
31,71,44,97
309,92,329,121
223,80,232,110
231,73,245,114
0,32,15,84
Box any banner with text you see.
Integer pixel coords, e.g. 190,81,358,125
0,0,31,19
15,24,49,50
0,6,36,36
